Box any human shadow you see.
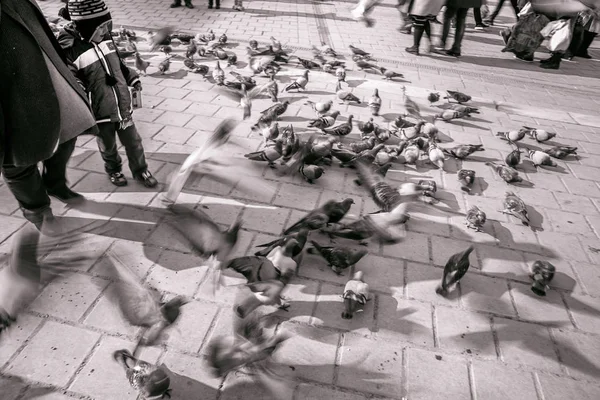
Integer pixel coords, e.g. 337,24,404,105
469,176,489,196
302,90,335,96
160,364,220,399
440,119,489,131
148,69,189,79
246,9,356,22
346,79,367,88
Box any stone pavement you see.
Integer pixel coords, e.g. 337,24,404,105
2,0,600,399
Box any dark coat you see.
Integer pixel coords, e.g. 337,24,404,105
58,25,141,125
446,0,483,8
0,0,97,167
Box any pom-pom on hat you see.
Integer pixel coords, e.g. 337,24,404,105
67,0,111,21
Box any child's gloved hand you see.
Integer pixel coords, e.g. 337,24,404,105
133,82,143,92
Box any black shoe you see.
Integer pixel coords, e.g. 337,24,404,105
208,4,213,8
185,2,194,8
577,53,592,59
483,18,493,26
540,60,560,69
47,186,85,204
405,46,419,55
170,2,182,7
445,50,461,57
109,172,128,186
0,308,16,336
136,170,158,188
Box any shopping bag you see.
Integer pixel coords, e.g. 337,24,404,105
540,19,565,38
547,19,574,52
517,2,532,17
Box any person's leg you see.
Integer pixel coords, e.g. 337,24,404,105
96,122,127,186
406,17,426,54
440,6,457,49
474,8,482,25
485,0,506,24
577,31,597,58
170,0,182,7
215,0,220,8
540,52,562,69
509,0,520,19
42,138,83,202
449,8,468,55
565,23,585,59
116,123,158,188
2,164,52,228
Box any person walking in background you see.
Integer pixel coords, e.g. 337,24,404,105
170,0,195,9
473,7,490,28
232,0,244,11
0,0,98,232
208,0,221,9
405,0,446,55
484,0,520,25
438,0,483,56
59,0,158,189
575,7,599,57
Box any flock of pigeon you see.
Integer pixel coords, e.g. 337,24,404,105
39,20,580,399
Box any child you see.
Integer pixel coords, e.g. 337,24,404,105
405,0,446,55
170,0,194,8
59,0,158,188
232,0,244,11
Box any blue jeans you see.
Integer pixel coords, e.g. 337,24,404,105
96,122,148,176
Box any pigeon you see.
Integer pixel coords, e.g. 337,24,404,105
342,271,371,319
331,146,358,165
235,280,289,318
348,137,376,153
184,59,209,76
308,111,340,130
217,83,271,120
254,229,309,264
347,143,385,166
457,169,476,193
249,39,259,50
522,126,557,142
245,141,284,167
157,56,171,74
396,122,425,141
283,198,354,235
373,150,398,166
104,250,188,354
545,146,577,159
401,86,421,119
322,115,354,137
283,70,309,92
149,27,174,51
486,162,523,183
428,92,440,104
113,349,171,399
436,246,474,296
496,129,526,143
296,57,321,69
300,164,325,183
335,66,346,82
249,55,278,75
165,203,242,292
393,115,417,129
501,191,530,225
308,241,368,274
252,101,290,129
380,67,404,80
357,118,375,138
305,100,333,116
349,44,371,58
505,145,521,168
354,163,392,186
221,256,282,285
374,126,393,143
336,82,361,104
266,75,278,102
465,206,486,232
134,52,150,75
368,89,382,116
444,90,471,103
427,140,446,169
259,122,280,147
354,57,384,73
528,150,558,168
434,109,471,121
227,52,238,67
212,61,225,85
436,103,480,114
159,45,172,55
442,144,484,159
185,39,198,59
278,125,301,162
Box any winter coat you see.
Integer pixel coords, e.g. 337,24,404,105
0,0,97,167
409,0,446,16
446,0,483,9
58,24,141,126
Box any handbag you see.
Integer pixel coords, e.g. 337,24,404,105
542,19,575,51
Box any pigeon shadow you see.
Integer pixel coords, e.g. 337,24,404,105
283,95,308,104
278,115,311,123
302,90,334,96
233,60,249,69
148,69,189,79
345,79,367,88
161,365,221,399
470,177,489,196
380,113,404,121
525,204,544,232
441,119,488,131
517,159,538,174
490,222,554,256
435,131,454,143
468,155,502,163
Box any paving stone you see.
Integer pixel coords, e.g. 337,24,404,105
312,283,374,335
553,191,599,215
28,273,109,323
0,376,26,400
405,262,458,306
471,361,538,400
146,255,208,297
5,321,100,387
154,111,194,127
431,236,479,268
552,329,600,380
460,273,515,316
381,231,430,264
0,185,21,215
561,177,600,198
297,251,353,285
273,183,321,211
406,348,470,400
273,278,319,323
240,206,290,235
0,314,44,367
546,209,593,235
375,296,433,347
436,307,496,357
272,321,338,384
510,282,572,324
160,351,222,399
494,318,561,373
538,374,600,400
358,255,404,295
153,125,196,144
295,384,369,400
69,336,160,400
564,293,600,334
337,334,403,398
220,370,294,400
579,235,600,264
476,245,529,281
0,216,25,244
569,164,600,181
167,300,220,353
536,231,588,262
82,283,140,337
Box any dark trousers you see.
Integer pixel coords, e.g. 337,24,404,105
488,0,519,21
441,7,469,53
1,138,77,223
209,0,221,7
474,8,483,25
96,122,148,176
173,0,193,4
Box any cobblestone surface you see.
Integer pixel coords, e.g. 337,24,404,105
1,0,600,398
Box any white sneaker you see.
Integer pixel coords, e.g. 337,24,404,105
351,6,365,20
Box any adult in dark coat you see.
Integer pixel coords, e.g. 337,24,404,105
0,0,98,230
439,0,483,56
